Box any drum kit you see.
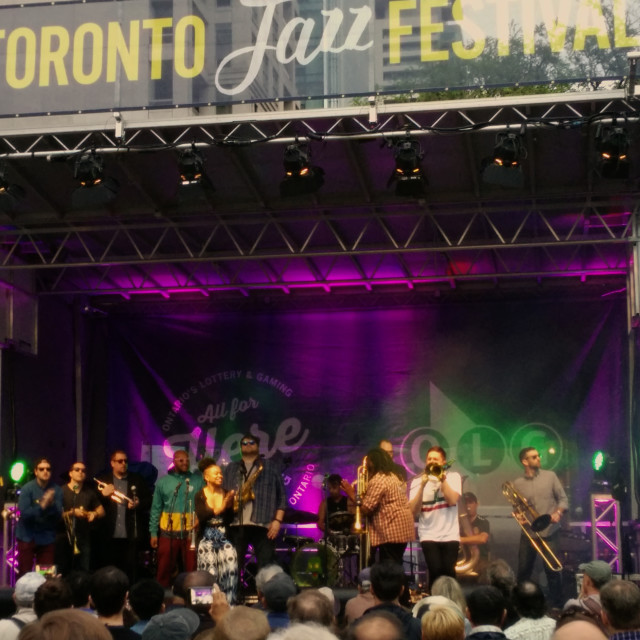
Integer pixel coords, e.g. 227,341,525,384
279,509,360,588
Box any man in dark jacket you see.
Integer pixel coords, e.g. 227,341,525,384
467,585,507,640
360,560,421,640
96,449,152,583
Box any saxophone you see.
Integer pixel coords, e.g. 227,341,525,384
233,462,264,512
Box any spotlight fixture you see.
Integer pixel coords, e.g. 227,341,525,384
71,150,118,208
178,145,205,185
390,134,426,197
74,150,105,187
280,141,324,197
595,124,630,179
481,130,526,188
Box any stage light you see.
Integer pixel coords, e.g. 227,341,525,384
592,450,606,473
9,460,27,484
595,124,630,179
390,134,426,197
74,150,105,187
280,141,324,197
481,130,526,188
178,145,205,185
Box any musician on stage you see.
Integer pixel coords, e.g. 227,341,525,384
16,457,64,577
56,460,105,574
379,439,408,483
96,449,151,582
512,446,567,608
343,447,415,565
222,433,286,572
317,473,355,533
149,449,204,587
408,445,461,588
459,491,491,576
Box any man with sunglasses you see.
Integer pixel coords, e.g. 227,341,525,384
96,449,152,582
512,446,568,608
15,457,64,577
149,449,204,587
56,461,105,575
223,434,286,587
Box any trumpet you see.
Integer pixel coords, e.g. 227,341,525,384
63,512,81,555
94,478,134,505
502,481,562,572
425,459,455,481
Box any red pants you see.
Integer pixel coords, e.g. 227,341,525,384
17,540,55,577
156,536,197,587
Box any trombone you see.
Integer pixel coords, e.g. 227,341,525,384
502,481,562,572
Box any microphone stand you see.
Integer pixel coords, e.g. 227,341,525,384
71,485,79,570
167,480,181,579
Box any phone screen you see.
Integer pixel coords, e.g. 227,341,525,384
190,586,213,605
35,564,56,577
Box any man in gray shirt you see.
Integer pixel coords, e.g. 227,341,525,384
512,446,568,608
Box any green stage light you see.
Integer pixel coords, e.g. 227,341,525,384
9,460,27,483
592,451,606,472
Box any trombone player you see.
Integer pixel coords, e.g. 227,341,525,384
512,446,567,608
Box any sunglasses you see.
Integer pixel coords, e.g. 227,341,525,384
113,459,128,463
72,467,86,472
37,466,51,471
241,440,256,446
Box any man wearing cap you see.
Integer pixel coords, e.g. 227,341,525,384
260,572,297,630
16,457,64,577
149,449,204,587
0,571,45,640
142,608,201,640
459,491,491,576
222,434,287,575
563,559,612,615
344,567,375,624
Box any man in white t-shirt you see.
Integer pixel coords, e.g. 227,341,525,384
408,445,461,589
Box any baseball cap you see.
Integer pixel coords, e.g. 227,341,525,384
14,572,46,606
262,572,297,612
142,607,200,640
579,560,612,583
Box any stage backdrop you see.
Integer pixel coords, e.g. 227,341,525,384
88,296,628,524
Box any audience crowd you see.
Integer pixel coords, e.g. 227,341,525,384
1,555,639,640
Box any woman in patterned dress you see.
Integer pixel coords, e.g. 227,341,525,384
194,460,238,603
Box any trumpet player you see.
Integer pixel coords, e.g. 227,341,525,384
408,445,461,588
96,449,151,583
56,461,104,574
149,449,204,587
513,447,567,608
222,433,286,574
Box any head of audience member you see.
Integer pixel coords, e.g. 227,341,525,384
13,572,46,609
600,579,640,633
63,571,92,610
466,586,506,628
578,560,612,593
511,581,547,620
365,449,396,477
129,579,165,622
288,589,335,628
356,567,371,594
555,605,608,635
347,611,404,640
412,596,464,621
210,605,270,640
33,577,72,618
370,560,405,604
269,622,341,640
17,608,112,640
479,559,516,594
551,620,608,640
255,565,284,599
421,604,465,640
89,566,129,620
261,572,297,613
431,576,467,620
141,607,200,640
